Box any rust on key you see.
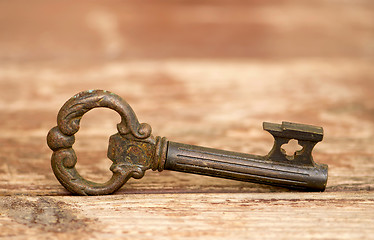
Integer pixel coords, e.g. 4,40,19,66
47,90,328,195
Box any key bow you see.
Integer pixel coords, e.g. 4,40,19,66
47,90,166,195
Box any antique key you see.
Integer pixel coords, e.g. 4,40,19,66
47,90,328,195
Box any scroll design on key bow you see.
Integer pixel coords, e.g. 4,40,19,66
47,90,166,195
57,90,152,138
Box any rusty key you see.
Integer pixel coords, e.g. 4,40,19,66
47,90,328,195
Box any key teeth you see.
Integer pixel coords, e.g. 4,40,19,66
263,121,323,142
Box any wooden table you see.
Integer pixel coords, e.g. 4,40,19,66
0,1,373,239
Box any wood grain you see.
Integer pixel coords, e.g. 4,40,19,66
2,193,373,240
0,0,373,239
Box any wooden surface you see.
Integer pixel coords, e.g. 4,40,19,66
0,1,374,239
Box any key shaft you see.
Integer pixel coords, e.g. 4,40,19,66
166,141,327,191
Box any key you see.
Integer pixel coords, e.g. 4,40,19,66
47,90,328,195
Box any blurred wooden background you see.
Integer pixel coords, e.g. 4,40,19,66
0,1,373,239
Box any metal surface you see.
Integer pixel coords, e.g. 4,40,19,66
166,122,327,191
47,90,328,195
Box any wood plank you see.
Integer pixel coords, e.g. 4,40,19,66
1,59,373,194
0,0,373,60
1,193,373,240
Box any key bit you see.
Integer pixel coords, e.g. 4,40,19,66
47,90,328,195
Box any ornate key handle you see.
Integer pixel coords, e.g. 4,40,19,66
47,90,167,195
48,90,328,195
